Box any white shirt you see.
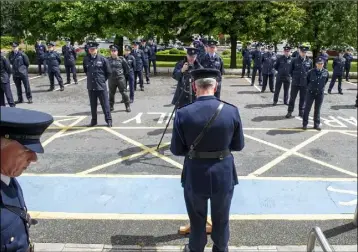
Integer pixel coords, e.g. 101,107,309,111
1,174,11,186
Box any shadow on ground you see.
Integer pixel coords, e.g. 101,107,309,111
252,115,287,122
110,233,184,246
266,127,304,136
331,105,357,110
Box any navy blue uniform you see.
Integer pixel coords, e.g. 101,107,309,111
131,48,145,90
140,44,151,83
241,48,252,78
62,44,78,84
261,51,277,92
328,56,346,94
148,43,157,74
199,54,224,98
319,52,329,69
170,95,244,252
0,53,15,107
273,55,292,104
124,54,136,102
291,50,299,58
251,49,264,85
45,51,64,90
35,43,47,75
343,52,353,81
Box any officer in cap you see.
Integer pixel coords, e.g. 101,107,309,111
34,39,47,76
131,41,145,91
251,43,265,86
148,39,157,75
62,39,78,85
327,49,346,95
273,45,292,105
319,47,329,69
83,42,112,127
170,68,244,252
107,44,131,112
124,45,136,103
241,43,252,78
343,47,354,81
1,106,54,252
45,42,64,91
261,44,277,93
302,57,329,130
171,47,203,107
0,51,15,107
291,46,300,58
140,39,151,84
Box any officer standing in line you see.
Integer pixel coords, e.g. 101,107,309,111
251,43,265,86
302,57,329,130
170,68,244,252
261,45,276,93
8,42,33,104
343,48,353,81
45,42,64,92
148,38,157,75
327,50,346,95
286,46,313,118
241,44,252,78
84,43,91,57
291,46,300,58
1,106,54,252
197,38,208,62
199,40,224,99
107,44,131,113
34,39,47,76
273,45,292,105
318,47,329,69
131,41,145,91
124,45,136,104
140,39,151,84
0,52,15,107
62,39,78,85
83,42,112,127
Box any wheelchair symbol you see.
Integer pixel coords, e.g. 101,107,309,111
327,186,357,206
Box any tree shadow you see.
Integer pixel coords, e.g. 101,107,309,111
252,115,287,122
346,88,357,91
266,127,304,135
31,89,52,93
163,104,174,107
110,233,185,246
231,84,252,87
323,222,357,239
147,128,173,136
245,103,274,109
331,105,357,110
238,91,260,95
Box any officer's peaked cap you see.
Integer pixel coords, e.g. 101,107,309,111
315,57,324,63
11,42,19,47
321,47,327,50
190,69,221,81
186,47,199,56
267,45,274,49
47,41,55,47
124,45,132,51
109,44,119,51
207,40,218,47
283,45,291,50
132,40,140,45
87,42,99,48
299,46,309,52
0,107,54,153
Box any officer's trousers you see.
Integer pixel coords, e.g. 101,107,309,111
0,82,15,107
109,77,129,108
134,70,144,89
127,72,135,101
303,91,324,127
149,59,157,74
37,58,47,75
88,90,112,123
273,75,290,104
48,70,64,89
13,75,32,101
143,61,150,83
262,74,274,92
345,65,351,81
65,63,77,83
251,66,262,85
241,60,251,77
288,85,307,114
214,81,222,99
328,73,342,93
184,188,234,252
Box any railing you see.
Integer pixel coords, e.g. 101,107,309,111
306,227,334,252
353,205,357,226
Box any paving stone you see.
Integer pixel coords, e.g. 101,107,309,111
34,243,65,251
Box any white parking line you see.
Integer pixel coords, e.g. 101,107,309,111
54,77,87,91
10,75,42,85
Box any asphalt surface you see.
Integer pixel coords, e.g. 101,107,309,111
9,72,358,246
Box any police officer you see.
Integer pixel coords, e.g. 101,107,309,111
62,39,78,85
286,46,313,118
171,47,203,107
131,41,145,91
328,50,346,95
1,106,54,252
241,44,252,78
302,57,329,130
319,48,329,69
34,39,47,76
273,45,292,105
83,42,112,127
343,48,353,81
0,52,15,107
199,40,224,99
251,44,265,86
140,39,151,84
8,42,33,104
148,38,157,75
124,45,136,103
170,68,244,252
261,45,276,93
84,43,91,57
45,42,64,92
291,46,300,58
108,44,131,113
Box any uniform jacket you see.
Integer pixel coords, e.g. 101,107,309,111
1,53,11,84
343,53,353,68
170,96,245,196
274,55,292,76
252,50,264,68
139,44,151,62
62,45,77,65
107,56,129,80
241,48,252,63
307,68,329,94
83,54,112,90
131,49,145,71
290,56,313,86
199,54,224,82
124,54,136,74
148,44,157,60
8,51,29,77
291,51,299,58
34,43,47,60
332,56,346,76
45,51,61,72
262,51,277,75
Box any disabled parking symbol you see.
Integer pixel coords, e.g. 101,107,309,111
327,186,357,206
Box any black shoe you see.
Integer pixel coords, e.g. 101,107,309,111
110,107,114,111
270,90,275,93
302,125,307,130
284,101,288,105
120,100,124,103
251,83,254,86
125,104,131,112
261,90,265,93
106,120,112,127
339,91,343,95
65,82,70,85
140,87,144,91
285,112,292,118
60,86,64,91
28,99,33,104
75,82,78,85
147,81,150,84
273,102,277,106
48,87,54,91
15,100,23,104
346,79,350,82
328,90,331,94
314,125,321,131
259,83,262,86
87,120,97,127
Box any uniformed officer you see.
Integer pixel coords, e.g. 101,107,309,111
124,45,136,103
193,39,205,58
328,50,346,95
343,48,353,81
302,57,329,130
148,39,157,75
62,39,78,85
241,44,252,78
108,44,131,113
170,68,244,252
131,41,145,91
45,42,64,92
8,42,33,104
261,45,276,93
83,42,112,127
1,106,54,252
273,45,292,105
286,46,313,118
319,48,329,69
251,44,265,86
291,46,300,58
140,39,151,84
0,52,15,107
84,43,91,57
171,47,203,108
199,40,224,99
34,39,47,76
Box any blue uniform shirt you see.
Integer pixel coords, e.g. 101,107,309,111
274,55,292,76
307,68,330,94
262,51,277,75
199,54,224,81
332,56,346,75
343,53,353,68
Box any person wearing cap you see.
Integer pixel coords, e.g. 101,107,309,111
124,45,136,103
343,47,353,81
148,38,158,75
8,42,33,104
302,57,329,130
34,39,48,76
251,43,265,86
171,47,203,107
62,39,78,85
241,43,252,78
0,106,54,252
199,40,224,99
0,52,15,107
198,38,208,61
83,41,112,127
291,46,300,58
170,68,244,252
131,41,145,91
140,39,151,84
327,49,346,95
318,47,329,69
107,44,131,112
273,45,292,105
45,42,64,92
261,45,277,93
286,45,313,118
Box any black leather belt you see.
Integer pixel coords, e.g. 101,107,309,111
188,149,231,160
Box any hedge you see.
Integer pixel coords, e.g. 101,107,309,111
1,36,15,47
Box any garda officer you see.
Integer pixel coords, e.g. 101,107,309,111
273,45,292,105
1,106,54,252
170,68,244,252
199,40,224,99
8,42,33,104
34,39,47,76
343,48,353,81
261,45,276,93
62,39,78,85
241,44,252,78
171,47,203,107
251,43,265,86
328,50,346,95
140,39,151,84
148,38,157,75
193,39,205,58
83,42,112,127
302,57,329,130
84,43,91,57
319,48,329,69
131,41,145,91
286,46,313,118
0,52,15,107
291,46,300,58
108,44,131,113
45,42,64,91
124,45,136,103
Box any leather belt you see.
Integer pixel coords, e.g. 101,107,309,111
188,149,231,160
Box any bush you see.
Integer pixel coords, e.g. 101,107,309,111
157,50,170,55
1,36,15,47
222,49,231,55
157,49,186,55
156,54,186,62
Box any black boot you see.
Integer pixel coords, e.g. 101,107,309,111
28,98,33,104
87,120,97,127
298,111,303,117
106,120,112,127
285,112,292,118
302,125,307,130
125,103,131,112
15,100,23,104
48,87,54,91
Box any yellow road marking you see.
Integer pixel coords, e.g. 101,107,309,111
53,117,84,123
59,127,97,138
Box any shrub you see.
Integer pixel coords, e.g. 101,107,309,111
1,36,15,47
222,49,231,55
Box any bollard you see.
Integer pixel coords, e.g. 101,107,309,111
353,205,357,226
306,227,333,252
